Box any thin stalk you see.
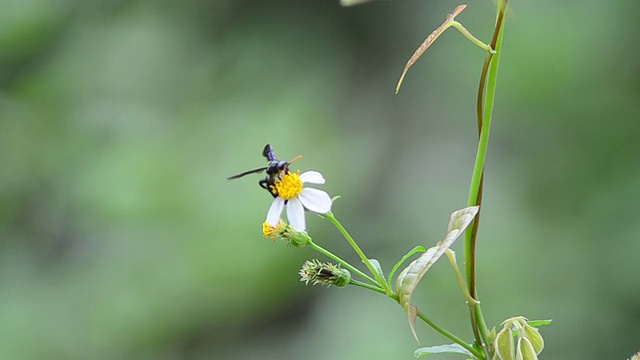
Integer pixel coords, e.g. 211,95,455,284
414,310,484,359
445,249,477,306
446,249,484,358
466,0,509,295
450,21,494,53
324,212,390,293
308,240,378,286
319,214,479,355
350,279,386,294
463,0,509,357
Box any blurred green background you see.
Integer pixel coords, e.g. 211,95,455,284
1,0,639,359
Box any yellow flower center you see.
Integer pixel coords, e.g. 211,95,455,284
272,171,303,200
263,220,286,241
262,222,277,241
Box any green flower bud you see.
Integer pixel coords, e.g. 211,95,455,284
263,220,287,240
516,338,538,360
494,326,515,360
284,228,312,248
494,316,546,360
262,220,311,247
502,316,527,331
486,327,497,356
299,260,351,287
487,327,497,343
522,323,544,355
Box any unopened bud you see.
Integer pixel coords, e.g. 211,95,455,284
522,323,544,354
262,220,311,247
494,316,546,360
263,221,286,240
486,327,497,358
299,260,351,287
494,326,515,360
516,338,538,360
285,228,312,248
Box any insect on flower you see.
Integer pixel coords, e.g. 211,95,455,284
228,144,332,232
227,144,302,197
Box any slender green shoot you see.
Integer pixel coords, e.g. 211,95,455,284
308,240,378,286
323,212,391,294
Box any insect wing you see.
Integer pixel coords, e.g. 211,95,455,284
262,144,277,162
227,166,268,180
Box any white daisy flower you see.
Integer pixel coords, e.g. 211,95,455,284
265,170,332,232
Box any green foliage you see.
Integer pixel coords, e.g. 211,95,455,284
395,206,478,343
387,245,426,286
367,258,387,287
1,0,639,359
414,344,473,358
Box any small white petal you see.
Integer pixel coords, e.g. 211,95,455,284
298,188,332,214
300,171,325,185
266,198,285,226
287,198,306,231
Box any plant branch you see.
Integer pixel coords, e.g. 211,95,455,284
323,212,390,293
350,279,387,294
308,240,379,286
463,0,510,357
414,310,484,359
450,21,495,54
445,249,477,306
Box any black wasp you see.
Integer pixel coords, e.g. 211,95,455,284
227,144,302,197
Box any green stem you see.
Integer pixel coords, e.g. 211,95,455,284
450,21,495,53
313,221,481,357
353,279,480,357
464,0,509,357
324,212,390,293
350,279,386,294
474,305,489,348
414,310,483,359
445,249,477,306
446,249,485,358
308,240,378,286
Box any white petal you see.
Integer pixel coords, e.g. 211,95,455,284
266,198,285,226
287,198,306,231
298,188,332,214
300,171,325,185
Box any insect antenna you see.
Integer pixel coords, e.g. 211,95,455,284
288,155,303,165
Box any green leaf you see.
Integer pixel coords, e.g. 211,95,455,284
387,245,426,286
526,319,552,327
367,258,386,287
486,327,497,346
472,339,484,354
414,344,473,358
340,0,373,5
396,246,438,342
512,319,551,338
445,206,480,241
395,206,479,342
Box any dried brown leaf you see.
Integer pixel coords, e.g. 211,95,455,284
395,4,467,93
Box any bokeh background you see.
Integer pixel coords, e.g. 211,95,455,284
1,0,639,359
